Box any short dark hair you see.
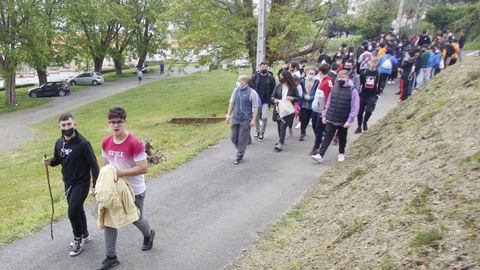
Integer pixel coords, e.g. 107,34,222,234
58,112,74,122
289,61,299,70
260,62,268,66
108,107,127,120
331,62,339,71
318,63,330,75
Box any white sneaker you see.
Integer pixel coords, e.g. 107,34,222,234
295,122,301,129
69,237,84,257
310,154,323,163
338,154,345,162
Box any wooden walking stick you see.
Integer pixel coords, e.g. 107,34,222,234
44,154,55,240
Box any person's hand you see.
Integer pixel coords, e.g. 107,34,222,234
225,114,230,124
322,117,327,124
305,95,311,100
90,188,96,197
274,98,280,104
376,94,382,99
249,120,255,128
42,157,50,166
343,122,351,128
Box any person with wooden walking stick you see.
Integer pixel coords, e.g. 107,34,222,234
42,112,99,257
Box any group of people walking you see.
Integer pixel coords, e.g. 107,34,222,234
227,27,465,165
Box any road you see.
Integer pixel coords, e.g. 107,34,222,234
0,82,400,270
0,66,200,152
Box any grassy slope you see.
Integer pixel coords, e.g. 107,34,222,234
233,56,480,269
0,70,238,247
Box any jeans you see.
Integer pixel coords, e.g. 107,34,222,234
66,184,90,238
311,111,325,154
277,113,295,144
104,191,151,257
231,120,251,160
318,122,349,157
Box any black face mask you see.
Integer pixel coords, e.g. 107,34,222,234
62,128,75,137
260,69,268,74
338,80,346,87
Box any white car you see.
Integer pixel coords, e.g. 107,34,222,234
68,72,104,86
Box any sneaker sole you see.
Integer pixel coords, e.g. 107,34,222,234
310,156,323,163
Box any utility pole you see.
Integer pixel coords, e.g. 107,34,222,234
395,0,405,35
256,0,267,71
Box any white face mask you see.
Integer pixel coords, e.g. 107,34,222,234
236,81,242,88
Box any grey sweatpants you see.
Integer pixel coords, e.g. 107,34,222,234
255,103,269,134
104,191,151,257
231,120,251,160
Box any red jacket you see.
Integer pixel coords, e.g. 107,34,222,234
319,76,334,109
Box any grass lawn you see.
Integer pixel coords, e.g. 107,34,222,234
0,69,238,247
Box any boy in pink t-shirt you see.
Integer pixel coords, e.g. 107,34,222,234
97,107,155,270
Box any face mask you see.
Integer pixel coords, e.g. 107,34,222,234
62,127,75,137
279,78,286,84
236,81,242,88
338,80,346,87
260,69,268,74
306,75,314,80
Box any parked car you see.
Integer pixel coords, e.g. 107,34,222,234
68,72,104,86
27,82,70,98
228,59,251,68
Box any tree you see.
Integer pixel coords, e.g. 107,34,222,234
64,0,118,72
129,0,167,70
169,0,332,72
0,0,37,105
354,0,396,39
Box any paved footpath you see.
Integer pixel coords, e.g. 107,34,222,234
0,83,399,270
0,66,200,152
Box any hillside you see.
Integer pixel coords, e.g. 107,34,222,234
232,56,480,269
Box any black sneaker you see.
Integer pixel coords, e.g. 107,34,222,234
97,256,119,270
69,237,84,257
354,127,362,134
70,233,90,247
142,229,155,251
258,133,264,141
299,134,305,141
363,122,368,132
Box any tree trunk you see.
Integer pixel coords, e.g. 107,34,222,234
113,58,123,75
94,56,105,72
37,68,48,85
5,72,17,106
242,0,257,73
137,53,147,70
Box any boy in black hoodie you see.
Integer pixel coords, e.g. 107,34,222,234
43,112,99,257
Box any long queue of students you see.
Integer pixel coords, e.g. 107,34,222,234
227,28,464,165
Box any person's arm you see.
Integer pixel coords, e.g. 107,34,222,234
47,142,62,167
84,142,99,188
117,160,148,177
288,85,301,102
322,94,331,122
346,88,360,126
226,88,236,123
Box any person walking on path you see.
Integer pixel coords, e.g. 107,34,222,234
42,112,99,257
317,47,332,65
356,57,381,133
299,68,319,141
226,75,259,164
377,48,398,93
311,70,359,163
416,44,433,89
160,61,165,75
271,70,300,152
250,62,276,141
310,63,333,156
97,107,155,270
136,69,143,84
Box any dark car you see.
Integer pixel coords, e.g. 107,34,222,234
27,81,71,98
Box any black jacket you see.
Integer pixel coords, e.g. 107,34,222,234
250,71,276,104
271,84,300,105
50,130,99,187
